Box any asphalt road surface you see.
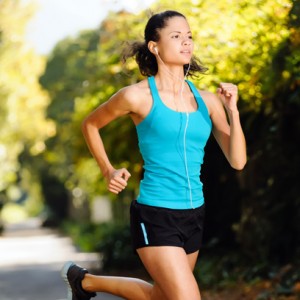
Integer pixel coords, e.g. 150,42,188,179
0,218,123,300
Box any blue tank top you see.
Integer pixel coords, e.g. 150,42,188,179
136,76,212,209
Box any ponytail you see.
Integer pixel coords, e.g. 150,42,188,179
122,41,158,76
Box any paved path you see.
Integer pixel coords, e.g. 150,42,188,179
0,218,123,300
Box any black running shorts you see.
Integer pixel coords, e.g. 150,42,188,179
130,200,205,254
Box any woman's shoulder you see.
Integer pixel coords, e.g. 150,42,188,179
198,90,218,102
118,78,150,101
199,89,218,101
111,78,151,113
187,80,217,103
120,79,149,96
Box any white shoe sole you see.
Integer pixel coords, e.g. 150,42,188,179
61,261,75,300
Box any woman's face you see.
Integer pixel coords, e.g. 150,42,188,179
156,16,194,66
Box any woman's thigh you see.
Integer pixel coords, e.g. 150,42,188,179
137,246,201,300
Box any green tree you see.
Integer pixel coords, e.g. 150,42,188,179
0,0,54,214
38,12,147,221
235,0,300,264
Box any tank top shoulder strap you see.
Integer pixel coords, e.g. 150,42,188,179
148,76,160,106
186,80,210,118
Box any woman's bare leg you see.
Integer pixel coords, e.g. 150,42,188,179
137,246,201,300
82,274,153,300
77,248,199,300
149,249,199,300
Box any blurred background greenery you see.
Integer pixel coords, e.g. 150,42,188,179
0,0,299,298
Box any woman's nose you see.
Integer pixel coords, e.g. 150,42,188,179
182,37,191,45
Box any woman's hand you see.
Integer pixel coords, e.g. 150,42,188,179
217,83,239,113
105,168,131,194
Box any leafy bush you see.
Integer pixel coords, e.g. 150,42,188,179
61,221,143,271
96,222,143,271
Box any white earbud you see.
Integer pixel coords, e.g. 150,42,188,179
154,47,158,54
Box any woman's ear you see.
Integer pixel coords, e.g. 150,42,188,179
148,42,157,55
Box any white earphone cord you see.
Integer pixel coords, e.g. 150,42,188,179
156,52,194,208
180,64,194,209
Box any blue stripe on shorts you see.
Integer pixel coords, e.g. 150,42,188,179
140,222,149,245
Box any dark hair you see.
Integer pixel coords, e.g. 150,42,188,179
122,10,208,77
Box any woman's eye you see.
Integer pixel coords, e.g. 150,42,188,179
172,35,180,39
189,36,193,40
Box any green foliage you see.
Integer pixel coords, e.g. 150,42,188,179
195,251,300,295
151,0,290,105
232,0,300,264
62,220,142,270
62,221,106,252
0,0,54,215
96,222,143,271
39,11,147,201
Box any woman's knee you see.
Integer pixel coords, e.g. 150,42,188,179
150,284,167,300
170,281,201,300
180,285,201,300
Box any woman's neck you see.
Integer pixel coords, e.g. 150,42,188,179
155,67,185,88
154,72,187,96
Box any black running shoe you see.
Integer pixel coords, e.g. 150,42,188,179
61,261,97,300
